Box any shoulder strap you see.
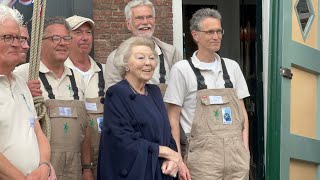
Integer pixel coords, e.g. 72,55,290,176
187,58,207,90
39,72,55,99
221,58,234,88
159,48,166,84
69,69,80,100
96,62,105,97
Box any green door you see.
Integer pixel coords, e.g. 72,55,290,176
267,0,320,179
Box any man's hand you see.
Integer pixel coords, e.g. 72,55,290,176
82,169,94,180
27,80,42,97
25,165,49,180
178,161,191,180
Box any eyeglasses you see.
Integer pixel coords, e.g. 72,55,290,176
134,15,154,22
0,35,27,45
42,35,72,45
196,29,224,37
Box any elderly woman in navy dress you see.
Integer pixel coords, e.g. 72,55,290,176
98,37,182,180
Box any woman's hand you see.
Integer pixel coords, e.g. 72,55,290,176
159,146,181,164
161,160,178,178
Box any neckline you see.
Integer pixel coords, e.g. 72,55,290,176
124,78,148,96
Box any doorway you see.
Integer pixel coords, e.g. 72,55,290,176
180,0,264,179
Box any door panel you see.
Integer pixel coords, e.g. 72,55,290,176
267,0,320,179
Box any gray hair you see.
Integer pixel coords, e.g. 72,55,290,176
43,16,71,34
114,36,158,78
190,8,222,31
0,4,23,26
124,0,155,20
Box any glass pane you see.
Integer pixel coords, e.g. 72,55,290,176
296,0,311,32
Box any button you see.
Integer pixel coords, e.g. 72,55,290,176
120,169,128,177
100,97,105,104
129,94,136,100
148,146,153,153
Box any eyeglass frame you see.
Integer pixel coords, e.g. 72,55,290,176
0,34,28,45
42,35,73,45
196,29,225,37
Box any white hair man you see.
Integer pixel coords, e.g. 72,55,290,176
104,0,181,96
0,4,51,179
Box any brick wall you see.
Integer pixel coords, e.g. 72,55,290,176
92,0,173,63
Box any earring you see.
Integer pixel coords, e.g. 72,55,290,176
125,66,130,72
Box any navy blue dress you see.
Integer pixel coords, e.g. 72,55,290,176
98,80,177,180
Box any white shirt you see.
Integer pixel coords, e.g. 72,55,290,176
164,51,250,133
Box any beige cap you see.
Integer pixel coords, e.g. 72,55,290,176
66,15,94,30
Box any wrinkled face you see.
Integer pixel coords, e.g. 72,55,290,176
19,26,30,64
0,19,21,69
192,17,223,53
69,23,92,55
126,45,157,83
126,5,155,38
41,24,70,65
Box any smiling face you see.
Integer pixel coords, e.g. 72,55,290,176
69,22,92,56
126,5,155,38
41,24,70,65
19,26,29,64
0,18,21,73
125,45,157,84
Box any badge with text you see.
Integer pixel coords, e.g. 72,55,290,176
222,107,232,125
85,102,98,111
97,117,104,133
29,117,35,128
59,107,72,117
209,96,223,104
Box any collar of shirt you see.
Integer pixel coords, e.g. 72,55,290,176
39,61,72,79
153,40,162,56
191,51,222,73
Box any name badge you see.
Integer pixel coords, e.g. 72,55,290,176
222,107,232,125
209,96,223,104
97,117,104,133
85,102,98,111
59,107,72,117
29,117,35,128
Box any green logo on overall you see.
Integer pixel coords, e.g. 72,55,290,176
64,123,69,134
67,84,74,96
214,109,220,121
89,119,95,129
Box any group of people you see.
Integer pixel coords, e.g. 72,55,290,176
0,0,250,180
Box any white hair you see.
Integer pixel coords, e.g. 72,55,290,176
0,4,23,26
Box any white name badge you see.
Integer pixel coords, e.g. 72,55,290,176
97,117,104,133
29,117,35,128
85,102,98,111
209,96,223,104
59,107,72,117
222,107,232,125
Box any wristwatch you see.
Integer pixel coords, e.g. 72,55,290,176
82,162,94,170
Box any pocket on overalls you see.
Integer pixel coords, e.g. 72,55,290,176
231,136,250,171
48,106,81,150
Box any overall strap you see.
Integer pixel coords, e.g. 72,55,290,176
159,48,166,84
96,62,105,97
187,58,207,90
221,58,234,88
69,69,80,100
39,72,55,99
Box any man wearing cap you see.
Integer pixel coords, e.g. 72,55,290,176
65,15,105,179
15,16,93,180
104,0,181,96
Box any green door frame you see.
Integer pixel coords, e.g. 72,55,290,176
266,0,282,179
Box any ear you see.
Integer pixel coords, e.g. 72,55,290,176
191,30,199,43
126,19,132,31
